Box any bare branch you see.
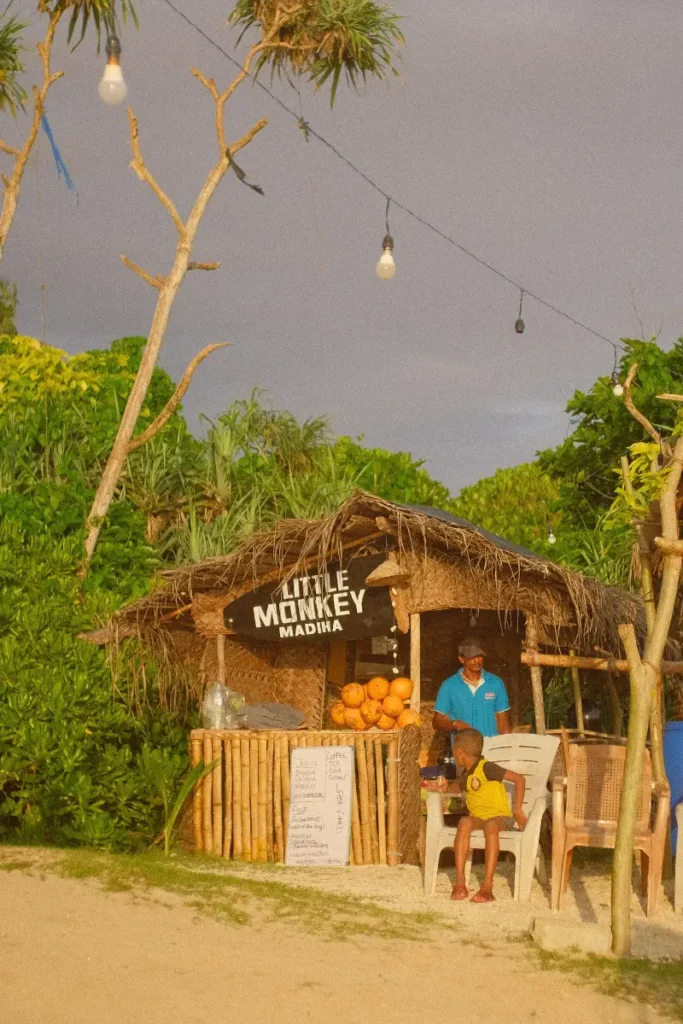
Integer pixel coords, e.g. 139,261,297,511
229,117,269,157
623,362,672,457
126,343,229,453
657,393,683,403
187,261,220,272
127,108,185,235
0,11,64,261
0,141,20,159
120,255,164,289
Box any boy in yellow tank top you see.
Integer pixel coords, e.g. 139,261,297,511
450,728,527,903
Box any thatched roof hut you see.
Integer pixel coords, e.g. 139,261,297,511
93,492,643,743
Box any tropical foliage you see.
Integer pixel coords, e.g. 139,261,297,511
539,338,683,534
0,11,26,116
0,335,455,849
228,0,403,105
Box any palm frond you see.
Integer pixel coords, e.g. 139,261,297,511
37,0,138,49
0,11,27,117
228,0,403,106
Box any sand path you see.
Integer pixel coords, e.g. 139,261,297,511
0,868,668,1024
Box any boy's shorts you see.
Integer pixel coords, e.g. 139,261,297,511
466,815,518,832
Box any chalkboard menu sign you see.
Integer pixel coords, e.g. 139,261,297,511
224,555,394,643
285,746,354,866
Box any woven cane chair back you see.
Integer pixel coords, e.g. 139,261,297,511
565,743,651,829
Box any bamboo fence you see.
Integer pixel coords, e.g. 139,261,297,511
190,728,420,866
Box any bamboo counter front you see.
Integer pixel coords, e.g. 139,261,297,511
190,727,421,867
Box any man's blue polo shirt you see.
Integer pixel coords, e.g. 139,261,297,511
434,669,510,737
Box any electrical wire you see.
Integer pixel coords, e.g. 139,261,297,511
159,0,625,354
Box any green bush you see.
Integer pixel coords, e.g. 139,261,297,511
0,487,189,849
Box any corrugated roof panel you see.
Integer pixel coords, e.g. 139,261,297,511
405,504,542,560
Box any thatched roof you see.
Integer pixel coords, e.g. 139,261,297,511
98,491,643,654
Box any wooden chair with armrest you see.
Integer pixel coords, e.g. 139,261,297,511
551,743,669,917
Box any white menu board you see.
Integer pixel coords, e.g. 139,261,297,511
285,745,354,867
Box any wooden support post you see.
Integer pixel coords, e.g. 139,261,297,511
525,615,546,735
410,613,421,713
569,649,584,736
216,633,225,683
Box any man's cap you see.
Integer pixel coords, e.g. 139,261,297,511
458,638,486,658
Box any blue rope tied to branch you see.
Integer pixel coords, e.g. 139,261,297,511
40,114,79,205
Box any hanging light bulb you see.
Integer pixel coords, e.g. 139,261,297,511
376,197,396,280
547,524,557,545
611,370,624,397
98,32,128,106
515,288,525,334
376,236,396,280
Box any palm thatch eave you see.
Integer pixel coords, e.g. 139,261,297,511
94,490,644,655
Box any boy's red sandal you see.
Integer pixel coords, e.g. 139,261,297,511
470,888,496,903
450,884,469,901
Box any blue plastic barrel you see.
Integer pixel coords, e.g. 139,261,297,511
664,721,683,856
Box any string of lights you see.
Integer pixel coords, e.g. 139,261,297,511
133,0,627,360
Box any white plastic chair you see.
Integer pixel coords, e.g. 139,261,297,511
423,733,560,900
675,803,683,914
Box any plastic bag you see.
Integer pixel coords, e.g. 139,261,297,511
201,682,245,730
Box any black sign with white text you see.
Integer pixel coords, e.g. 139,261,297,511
224,555,394,643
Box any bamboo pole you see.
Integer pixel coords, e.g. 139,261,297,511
521,651,683,675
202,733,213,853
606,673,624,737
231,734,242,860
613,624,654,955
191,736,203,852
281,734,291,853
273,735,284,862
375,737,387,865
524,616,546,734
216,633,225,684
365,736,380,864
569,649,585,736
409,613,421,713
355,736,373,864
266,735,274,862
223,735,232,859
387,736,400,867
240,735,251,862
257,736,267,862
212,736,223,856
349,740,363,866
250,736,259,861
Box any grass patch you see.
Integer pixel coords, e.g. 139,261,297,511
536,948,683,1022
54,849,447,940
0,859,32,872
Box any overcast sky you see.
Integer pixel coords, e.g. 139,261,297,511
5,0,683,491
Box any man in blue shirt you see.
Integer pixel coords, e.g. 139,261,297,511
432,639,511,738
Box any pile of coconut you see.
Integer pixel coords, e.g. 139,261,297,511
330,677,421,731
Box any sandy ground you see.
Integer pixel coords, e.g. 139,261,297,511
218,852,683,961
0,860,675,1024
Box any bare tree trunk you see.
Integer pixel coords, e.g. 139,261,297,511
611,425,683,955
83,59,267,566
612,624,652,957
0,13,63,263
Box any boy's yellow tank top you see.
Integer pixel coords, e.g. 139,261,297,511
463,758,512,821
